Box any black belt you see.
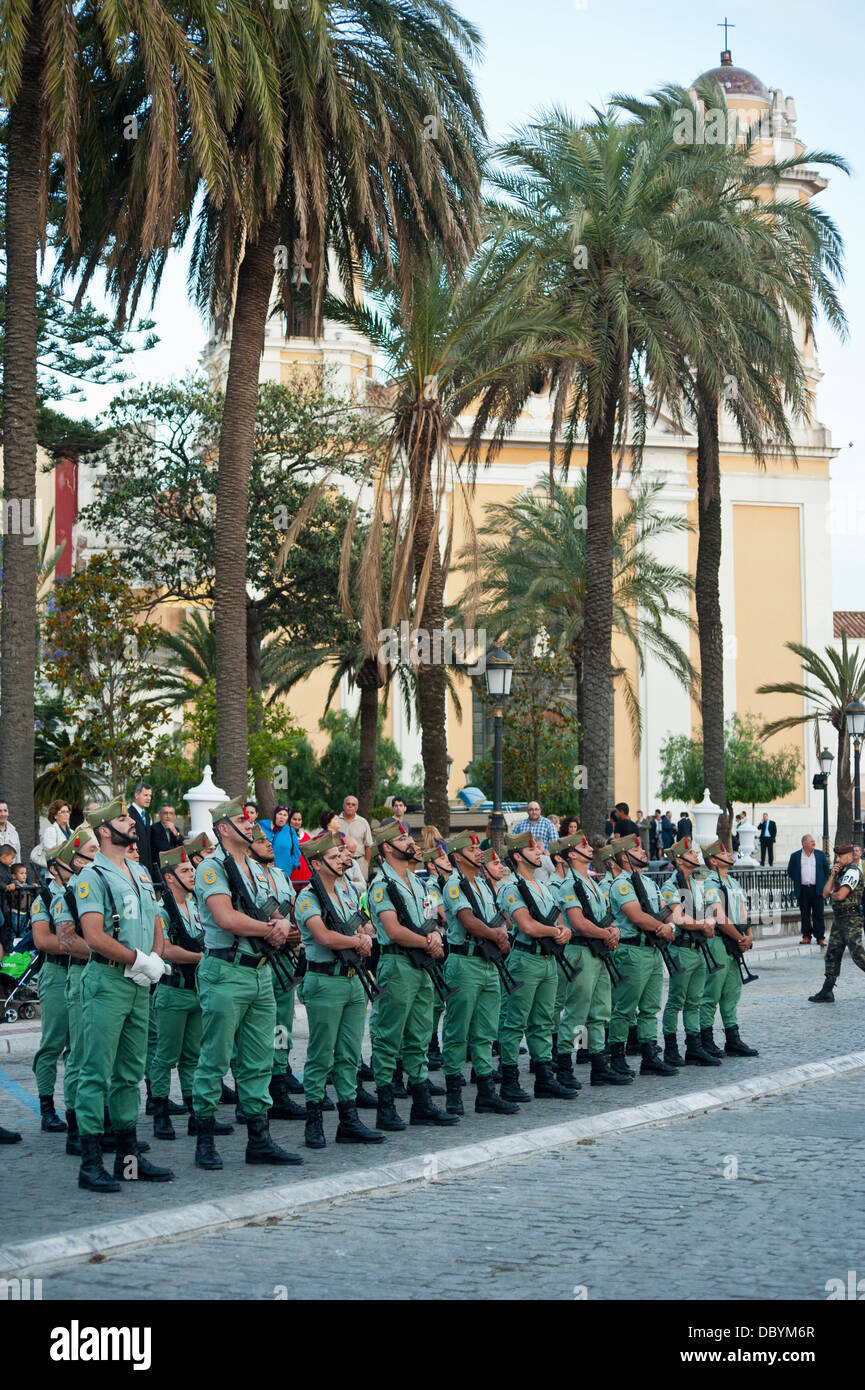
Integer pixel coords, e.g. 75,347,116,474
307,959,357,978
382,943,409,956
513,939,545,955
674,937,700,950
206,948,267,969
69,958,85,968
45,955,69,970
159,973,193,989
619,935,652,948
89,953,120,969
448,941,487,957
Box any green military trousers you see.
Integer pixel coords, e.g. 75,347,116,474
699,935,742,1029
371,953,434,1087
144,985,158,1080
76,962,151,1136
498,946,558,1066
661,943,706,1036
63,962,86,1109
441,952,501,1078
32,959,70,1098
150,982,202,1098
609,942,662,1045
824,917,865,985
557,945,610,1056
300,971,366,1103
192,954,275,1119
272,975,296,1078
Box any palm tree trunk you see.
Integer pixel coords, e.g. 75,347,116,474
357,659,382,818
582,407,616,836
571,639,585,800
835,722,853,844
695,381,729,844
411,412,449,832
245,602,276,817
214,213,280,794
1,6,43,857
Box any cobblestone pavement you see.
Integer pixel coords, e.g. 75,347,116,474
31,1070,865,1301
1,952,862,1254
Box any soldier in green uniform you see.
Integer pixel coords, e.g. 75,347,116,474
553,834,632,1087
660,839,721,1067
246,824,307,1120
368,823,458,1131
30,850,78,1133
809,842,865,1003
701,841,759,1056
48,825,99,1155
439,832,518,1117
75,799,175,1192
606,835,679,1079
190,798,302,1171
496,832,576,1103
150,847,234,1143
293,833,383,1149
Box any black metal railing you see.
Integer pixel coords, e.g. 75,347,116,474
645,866,798,929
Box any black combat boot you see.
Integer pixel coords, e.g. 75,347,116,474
355,1081,378,1110
409,1079,460,1126
113,1129,174,1182
65,1108,82,1156
100,1107,116,1152
534,1059,578,1099
358,1060,374,1082
426,1077,446,1097
269,1075,306,1119
444,1074,464,1116
336,1101,385,1144
427,1032,443,1071
245,1113,303,1166
194,1115,223,1170
609,1042,634,1078
639,1042,678,1077
283,1066,304,1095
724,1026,759,1057
145,1077,156,1116
321,1088,335,1112
375,1083,406,1132
152,1096,176,1140
0,1125,22,1144
39,1095,66,1133
590,1051,633,1085
575,1046,590,1065
220,1080,238,1105
391,1060,409,1099
663,1033,686,1067
555,1052,583,1092
475,1073,519,1114
500,1063,532,1102
808,978,835,1003
685,1033,722,1067
78,1134,121,1192
184,1096,233,1136
304,1101,326,1149
699,1026,725,1058
625,1025,641,1056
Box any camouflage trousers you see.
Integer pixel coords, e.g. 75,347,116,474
824,918,865,985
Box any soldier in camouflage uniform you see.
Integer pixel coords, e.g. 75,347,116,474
809,843,865,1002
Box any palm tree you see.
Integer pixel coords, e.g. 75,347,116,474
0,0,245,849
459,477,697,769
153,609,215,709
757,633,865,844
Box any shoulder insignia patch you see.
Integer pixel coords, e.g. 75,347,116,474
298,899,311,913
372,886,384,904
77,882,89,899
618,883,629,895
564,893,577,905
448,885,460,898
505,891,517,907
202,868,216,885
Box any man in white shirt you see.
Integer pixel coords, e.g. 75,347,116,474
337,796,373,881
0,802,21,859
786,834,829,945
512,802,557,851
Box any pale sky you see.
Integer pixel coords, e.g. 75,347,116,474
64,0,864,607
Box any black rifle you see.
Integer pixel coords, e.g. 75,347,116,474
158,888,205,988
382,879,458,1002
220,855,297,991
305,870,385,1004
452,869,522,995
511,876,580,982
62,884,84,938
672,870,723,976
569,874,630,985
713,878,759,984
628,872,683,977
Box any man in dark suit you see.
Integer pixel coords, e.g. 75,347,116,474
758,812,777,866
128,780,155,877
149,803,184,883
787,835,829,945
676,811,693,841
661,812,676,850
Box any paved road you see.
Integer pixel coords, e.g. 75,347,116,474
1,951,862,1252
31,1069,865,1301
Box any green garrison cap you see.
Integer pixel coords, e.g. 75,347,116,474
210,797,248,823
548,832,582,857
664,837,694,862
372,820,406,847
446,831,477,855
55,824,96,867
597,843,619,862
250,824,268,842
160,846,190,871
614,833,639,855
481,847,502,864
420,838,449,863
702,839,729,860
183,832,211,857
85,798,127,829
302,833,341,860
504,831,534,852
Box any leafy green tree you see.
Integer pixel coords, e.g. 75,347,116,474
657,714,800,825
316,711,404,816
33,690,104,821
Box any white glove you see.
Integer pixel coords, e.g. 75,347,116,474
124,949,153,987
146,950,171,981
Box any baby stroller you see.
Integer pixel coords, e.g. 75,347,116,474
0,950,40,1022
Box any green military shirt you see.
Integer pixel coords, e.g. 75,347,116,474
598,870,618,900
442,868,497,946
705,870,747,928
663,872,719,941
562,871,609,930
76,851,162,954
260,861,295,914
50,876,79,937
368,864,440,946
608,870,676,942
294,876,360,964
195,848,272,954
496,873,558,946
553,874,581,927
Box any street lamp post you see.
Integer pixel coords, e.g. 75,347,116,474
484,647,515,856
845,700,865,848
819,747,834,858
